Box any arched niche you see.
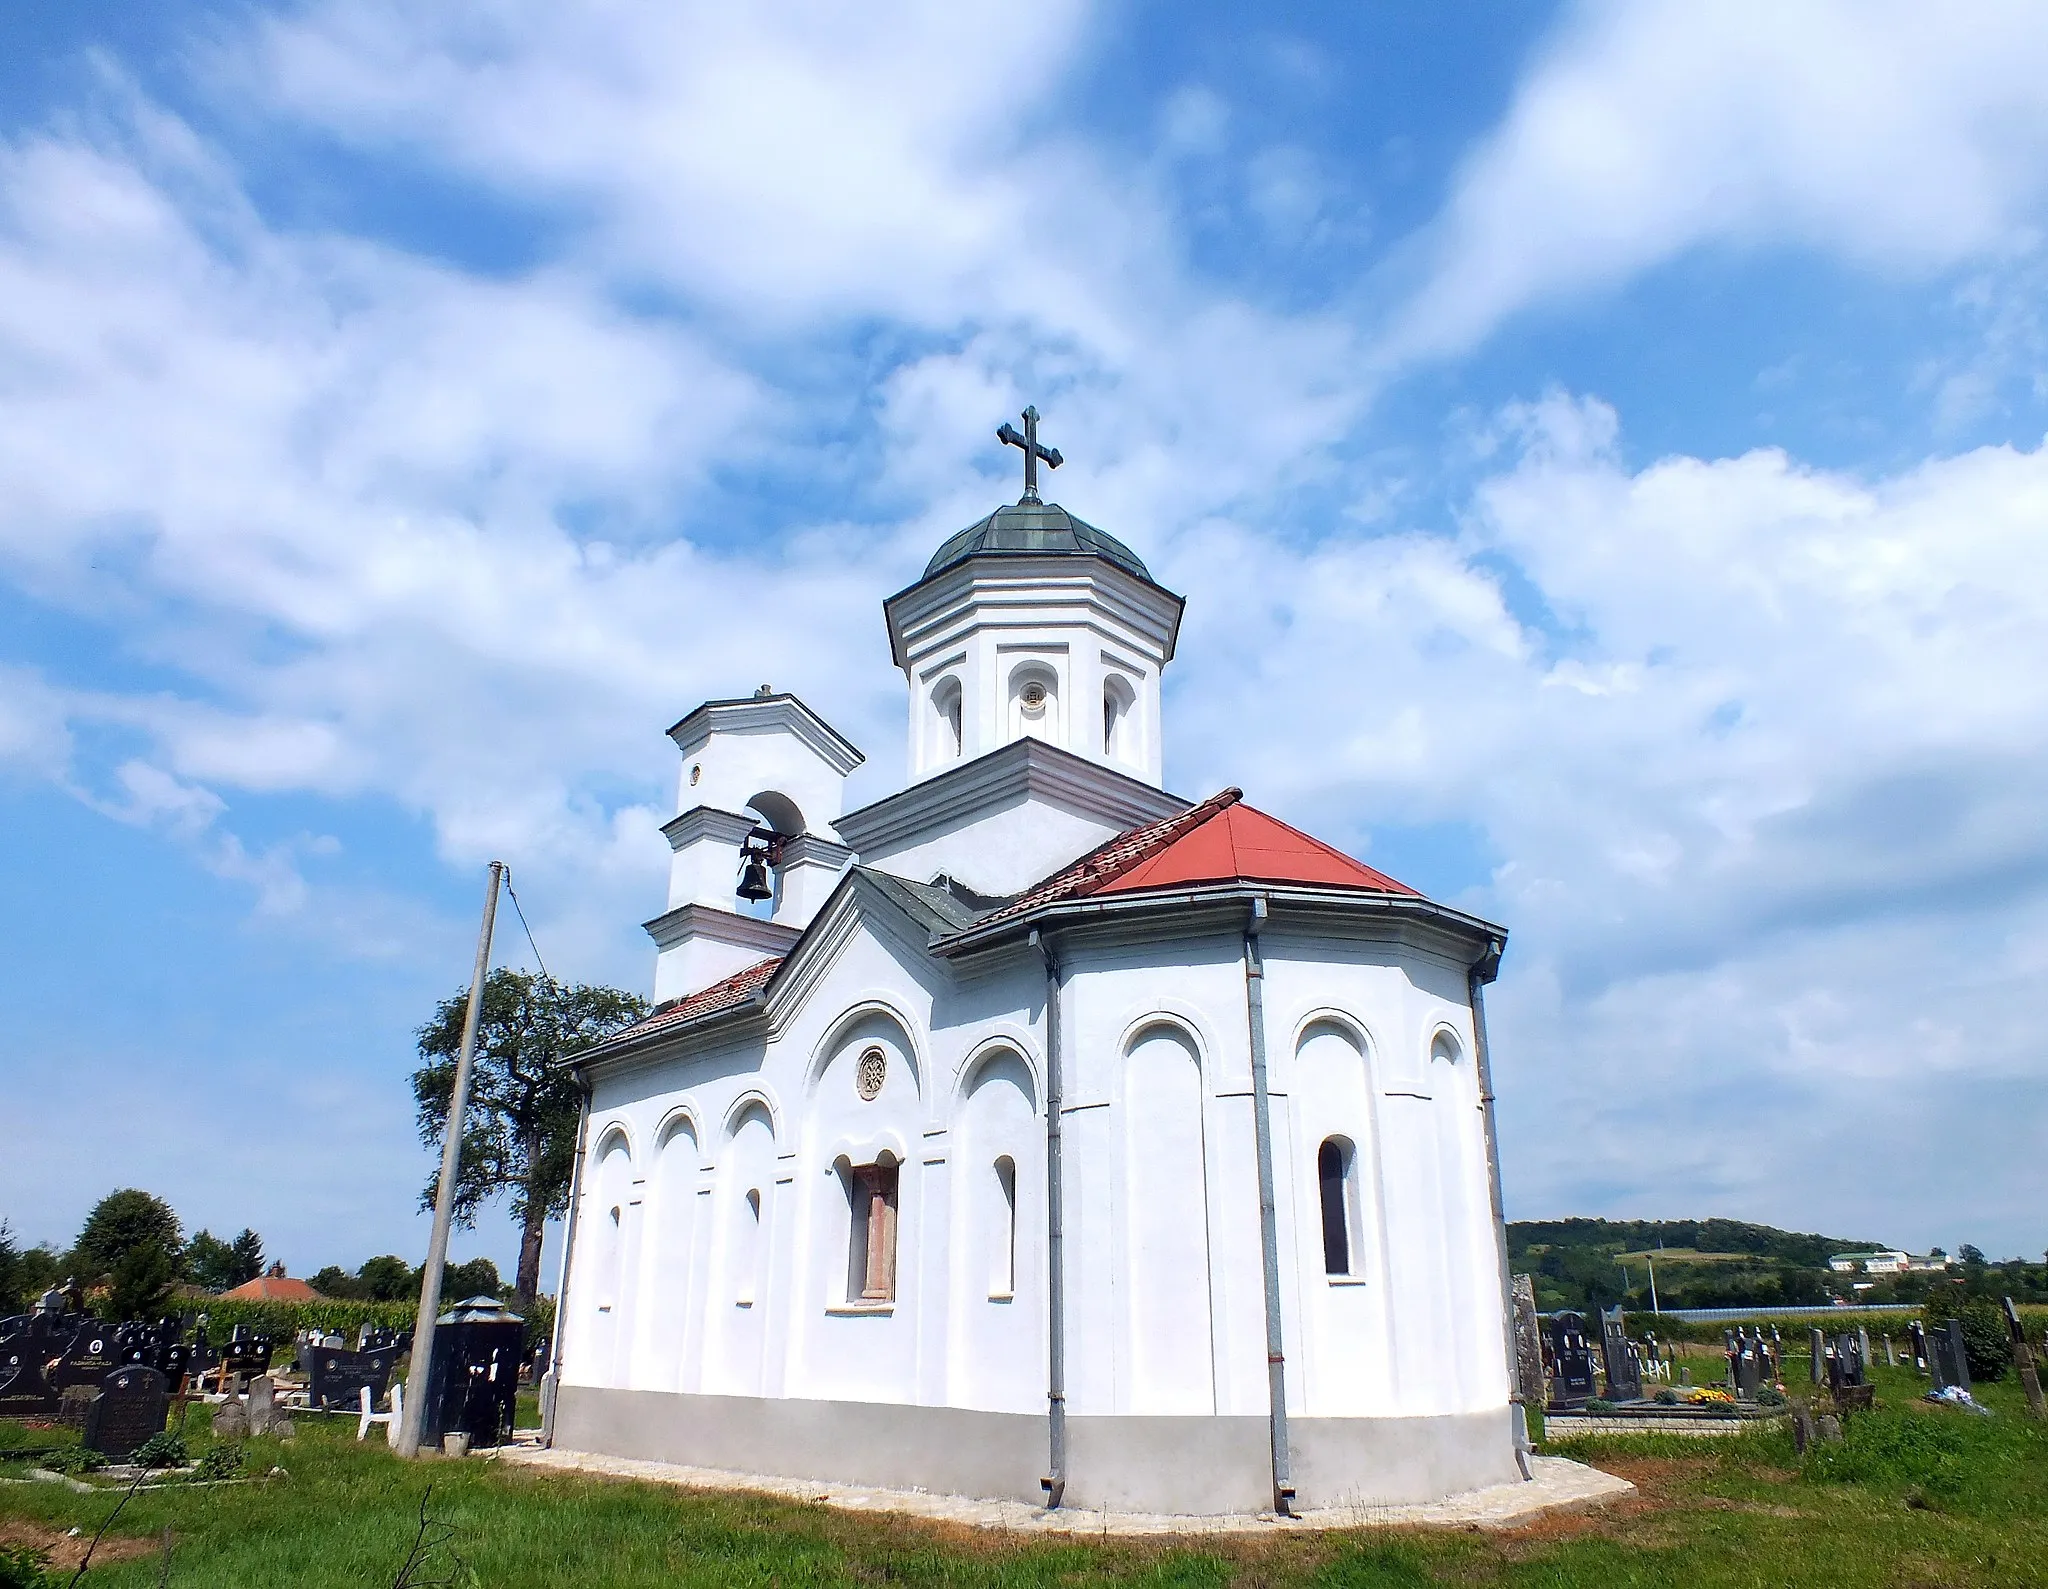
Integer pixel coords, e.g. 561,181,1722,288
746,790,805,835
1102,672,1137,763
1120,1020,1214,1414
808,1004,923,1103
1007,660,1060,745
930,675,964,762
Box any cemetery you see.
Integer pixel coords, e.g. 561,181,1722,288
2,1302,2045,1587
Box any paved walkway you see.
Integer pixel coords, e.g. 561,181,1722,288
495,1446,1634,1536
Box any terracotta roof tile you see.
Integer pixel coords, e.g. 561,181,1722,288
612,955,782,1043
1098,801,1421,898
972,787,1420,933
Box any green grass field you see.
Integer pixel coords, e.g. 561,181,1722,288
3,1358,2045,1587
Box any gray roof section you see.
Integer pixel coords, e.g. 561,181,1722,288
853,868,988,936
923,500,1152,582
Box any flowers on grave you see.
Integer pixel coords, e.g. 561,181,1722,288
1690,1387,1736,1406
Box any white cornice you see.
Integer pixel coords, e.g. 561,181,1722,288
666,693,865,774
641,903,802,955
883,558,1186,670
660,805,756,851
834,737,1188,860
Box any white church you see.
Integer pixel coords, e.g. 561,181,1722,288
548,411,1526,1515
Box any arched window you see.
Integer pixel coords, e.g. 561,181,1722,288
844,1154,899,1303
991,1155,1017,1299
1318,1137,1358,1277
932,677,963,761
1103,674,1136,762
736,1188,762,1305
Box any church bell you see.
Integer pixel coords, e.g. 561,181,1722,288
736,852,775,902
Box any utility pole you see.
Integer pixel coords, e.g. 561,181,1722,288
394,860,504,1459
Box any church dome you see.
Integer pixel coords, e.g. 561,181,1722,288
923,500,1152,582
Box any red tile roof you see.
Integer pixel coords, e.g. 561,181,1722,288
219,1275,324,1303
1098,799,1421,898
971,787,1249,928
611,955,783,1044
977,786,1418,930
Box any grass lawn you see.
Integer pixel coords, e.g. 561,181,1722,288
3,1359,2045,1587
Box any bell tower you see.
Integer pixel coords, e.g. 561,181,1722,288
646,688,863,1003
883,408,1184,787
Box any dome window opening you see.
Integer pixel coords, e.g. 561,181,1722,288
1103,673,1137,763
1008,664,1060,744
931,676,964,761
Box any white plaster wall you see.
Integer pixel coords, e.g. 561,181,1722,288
674,721,850,840
894,564,1175,786
564,913,1507,1435
855,794,1130,895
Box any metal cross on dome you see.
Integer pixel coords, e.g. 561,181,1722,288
997,406,1063,502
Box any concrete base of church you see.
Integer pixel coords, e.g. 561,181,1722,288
553,1386,1520,1515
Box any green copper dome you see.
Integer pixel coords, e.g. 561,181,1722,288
923,500,1152,582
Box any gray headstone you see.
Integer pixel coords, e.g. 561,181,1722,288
1510,1276,1545,1409
213,1397,248,1439
1599,1305,1643,1402
245,1373,276,1436
1809,1326,1826,1385
82,1365,167,1459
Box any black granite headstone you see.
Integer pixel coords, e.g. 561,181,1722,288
1547,1311,1597,1408
82,1365,168,1459
0,1334,58,1419
1930,1320,1971,1392
48,1325,120,1395
308,1345,400,1411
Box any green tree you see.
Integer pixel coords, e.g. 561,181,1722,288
227,1228,265,1284
0,1222,20,1313
357,1255,416,1302
107,1241,175,1321
70,1190,182,1288
310,1265,366,1300
445,1256,503,1300
185,1230,237,1291
413,970,647,1305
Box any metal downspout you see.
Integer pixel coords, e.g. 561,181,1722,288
1030,929,1068,1509
1469,954,1533,1480
1243,897,1295,1516
541,1071,593,1448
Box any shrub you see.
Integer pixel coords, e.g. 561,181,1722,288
1922,1299,2012,1383
134,1430,188,1468
0,1543,53,1589
1585,1397,1616,1414
194,1443,244,1482
1654,1388,1679,1405
44,1446,109,1475
1758,1386,1787,1407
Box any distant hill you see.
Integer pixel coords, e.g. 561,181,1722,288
1508,1217,1886,1314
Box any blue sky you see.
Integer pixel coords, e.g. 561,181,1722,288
6,0,2048,1278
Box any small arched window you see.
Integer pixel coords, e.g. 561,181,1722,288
932,676,963,761
1103,674,1136,762
991,1155,1017,1300
736,1188,762,1305
1318,1138,1358,1277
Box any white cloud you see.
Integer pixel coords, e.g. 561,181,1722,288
1165,397,2048,1248
5,0,2048,1263
1391,0,2048,359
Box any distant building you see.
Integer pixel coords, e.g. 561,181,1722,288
219,1264,324,1303
1827,1250,1944,1277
